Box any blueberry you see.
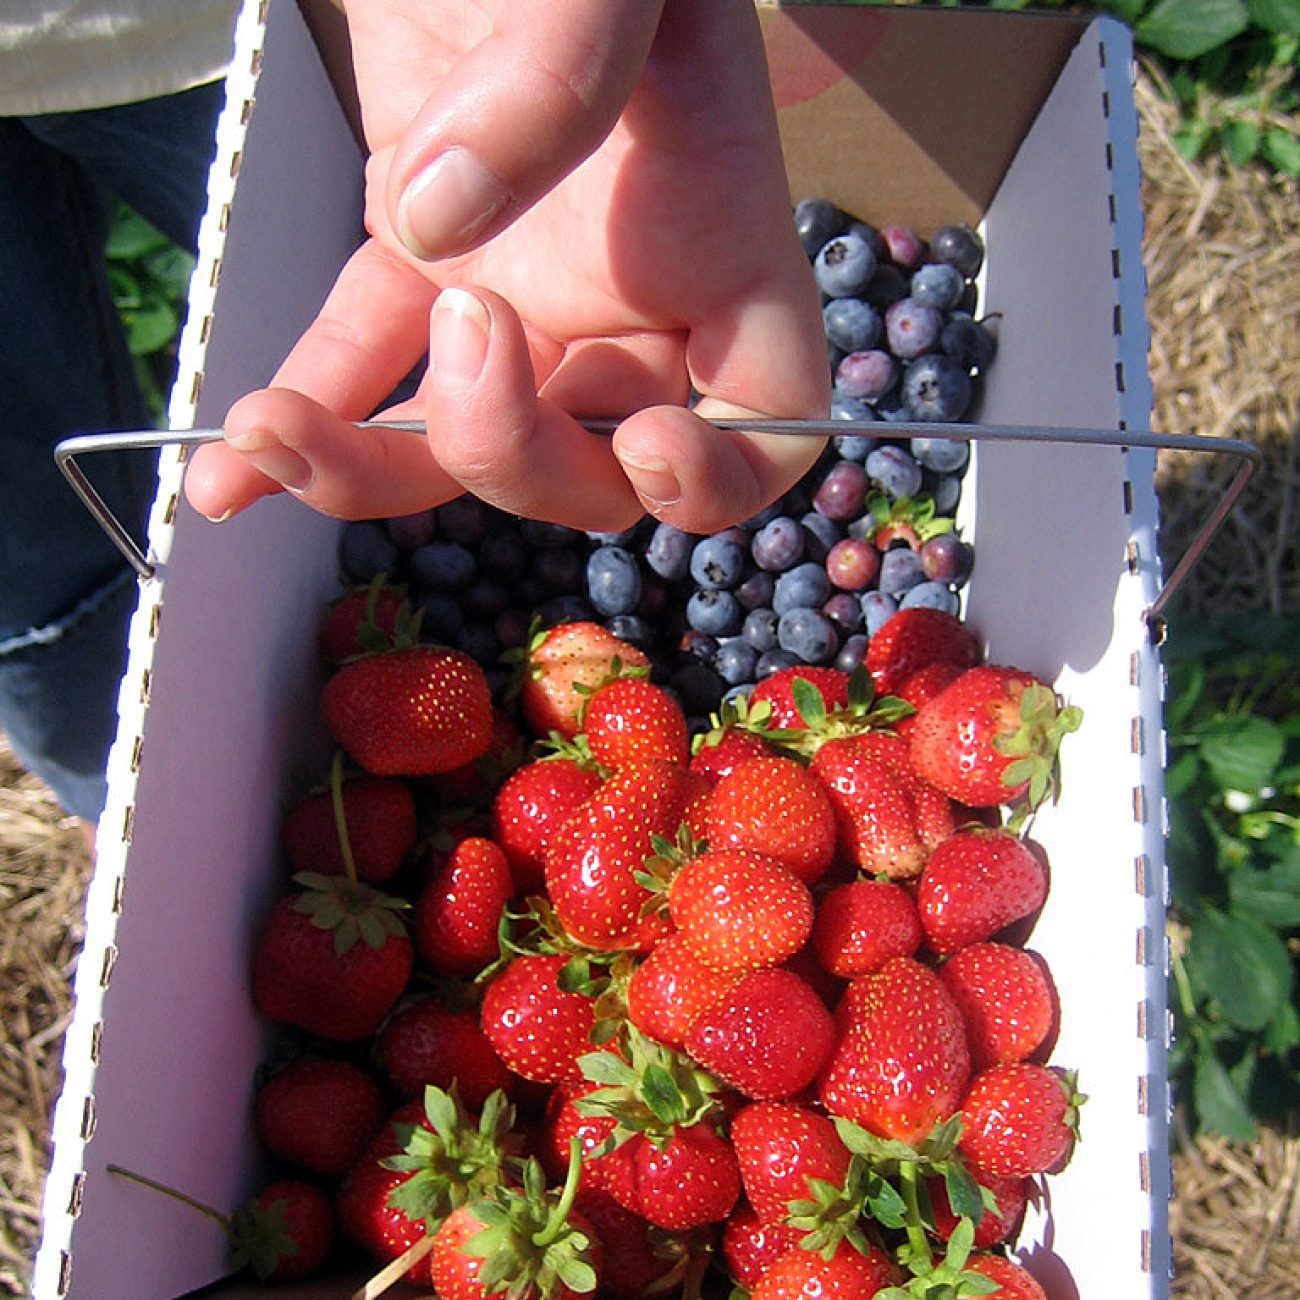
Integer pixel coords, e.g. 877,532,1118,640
847,220,884,261
920,533,974,585
813,231,877,298
862,263,909,310
833,430,879,461
340,521,400,585
532,546,584,593
520,519,583,549
751,516,806,573
822,590,865,635
901,354,972,423
691,532,749,590
606,614,656,650
410,539,477,592
636,573,670,618
644,522,693,581
823,297,882,353
494,606,533,650
872,391,914,424
742,607,780,653
686,588,743,637
478,527,530,582
538,594,593,626
878,547,926,597
739,501,784,532
586,545,643,616
865,445,924,499
736,568,776,611
416,592,465,642
756,648,801,679
715,637,759,687
926,471,963,515
812,461,870,522
799,512,839,564
463,579,510,619
900,581,960,615
930,223,984,279
835,349,898,402
825,537,881,591
773,561,833,615
884,298,943,359
778,607,840,665
456,621,501,667
910,436,970,474
940,313,997,371
909,262,966,313
436,496,493,547
680,629,720,663
835,633,870,673
669,662,726,717
794,197,847,259
386,510,438,551
879,224,926,270
860,590,898,637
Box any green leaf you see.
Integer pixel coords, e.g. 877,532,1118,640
124,299,179,356
1187,904,1294,1031
1164,750,1202,798
1263,997,1300,1055
1224,117,1262,166
1135,0,1249,58
1227,859,1300,926
105,207,169,260
1247,0,1300,34
1198,715,1284,793
1262,126,1300,175
1102,0,1150,21
144,244,197,298
1193,1045,1258,1141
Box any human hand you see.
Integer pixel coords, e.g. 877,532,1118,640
184,0,829,535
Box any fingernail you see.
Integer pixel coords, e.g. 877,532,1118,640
615,445,681,508
225,430,314,491
396,148,508,259
430,287,490,382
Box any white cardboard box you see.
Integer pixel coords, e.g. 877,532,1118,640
35,2,1169,1297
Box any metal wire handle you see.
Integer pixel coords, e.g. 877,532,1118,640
54,418,1259,643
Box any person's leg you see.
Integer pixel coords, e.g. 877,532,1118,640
0,82,223,824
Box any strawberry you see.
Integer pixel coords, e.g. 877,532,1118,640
812,878,923,980
318,577,406,666
668,849,814,974
689,725,774,784
625,932,741,1051
322,642,494,777
281,772,416,885
538,1081,622,1196
721,1201,802,1288
480,954,596,1084
702,755,837,885
730,1101,852,1224
937,942,1057,1071
865,606,980,696
927,1162,1030,1248
518,621,649,741
250,876,412,1041
958,1063,1084,1178
253,1057,385,1179
492,757,603,895
616,1121,741,1230
915,830,1049,955
684,967,835,1101
908,664,1082,809
964,1251,1050,1299
818,956,970,1145
750,1238,899,1298
434,708,526,807
378,996,516,1111
748,665,851,729
414,835,514,979
571,1187,687,1300
891,659,965,737
581,675,690,770
544,760,708,952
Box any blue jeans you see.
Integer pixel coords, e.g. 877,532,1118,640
0,81,224,820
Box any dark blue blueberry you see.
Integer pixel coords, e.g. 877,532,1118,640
872,391,914,424
715,637,759,687
878,547,927,597
478,527,529,580
644,522,693,581
722,682,756,708
860,590,898,637
794,197,847,259
813,231,877,298
813,461,870,522
636,574,670,618
606,614,656,651
823,297,882,353
409,539,477,592
884,298,943,359
901,354,972,423
756,648,801,679
494,606,533,650
538,594,592,626
799,512,839,565
822,591,865,636
865,445,924,500
669,662,726,717
691,532,748,590
386,510,438,551
686,588,743,637
940,312,997,371
463,579,511,619
456,621,501,667
742,607,780,653
681,629,721,663
778,607,840,665
416,592,465,642
736,568,776,611
738,501,784,532
586,523,644,547
835,633,870,673
930,223,984,279
862,263,909,310
847,220,884,261
833,432,880,464
827,338,846,374
910,437,970,474
340,521,400,585
773,561,833,616
520,518,584,549
835,349,898,402
531,546,584,593
586,545,643,617
901,581,960,615
435,496,492,547
832,391,879,427
909,262,966,313
751,516,806,573
925,471,963,515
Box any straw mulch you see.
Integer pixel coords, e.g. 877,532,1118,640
0,62,1297,1300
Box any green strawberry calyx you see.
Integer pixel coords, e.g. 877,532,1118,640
863,493,956,551
765,668,914,759
875,1217,1002,1299
995,681,1084,813
289,871,409,957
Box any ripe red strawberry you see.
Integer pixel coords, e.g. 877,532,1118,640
748,666,851,729
572,1186,686,1300
891,659,966,737
544,760,708,952
491,757,602,896
250,877,412,1041
414,836,514,979
685,967,835,1101
702,755,837,885
812,878,923,980
964,1251,1049,1299
322,643,493,776
377,996,515,1110
938,942,1057,1071
434,708,526,806
689,725,774,784
626,933,741,1050
865,606,980,696
927,1162,1030,1247
581,675,690,769
818,956,970,1144
750,1238,899,1298
232,1180,335,1282
519,621,649,741
730,1102,852,1224
958,1063,1083,1177
480,954,596,1084
616,1122,741,1230
721,1201,802,1289
538,1081,622,1195
909,664,1082,809
668,849,813,974
809,739,928,880
253,1057,385,1180
318,579,406,666
915,830,1049,955
281,774,416,885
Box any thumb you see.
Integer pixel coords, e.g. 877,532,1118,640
387,0,665,260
